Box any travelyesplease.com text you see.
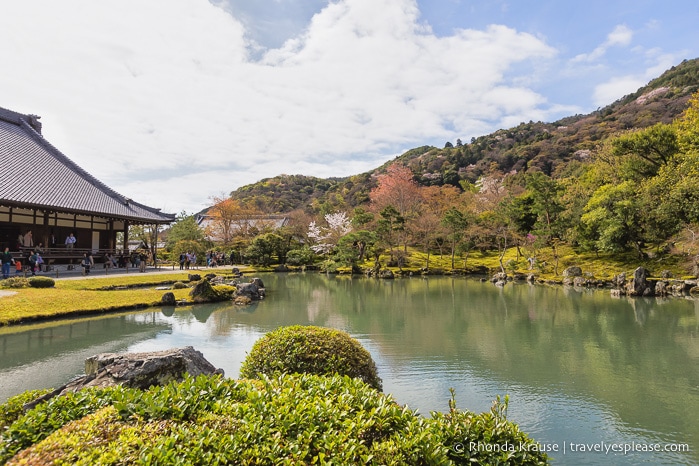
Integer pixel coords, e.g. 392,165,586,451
454,440,690,456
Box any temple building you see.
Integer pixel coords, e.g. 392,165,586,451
0,106,175,262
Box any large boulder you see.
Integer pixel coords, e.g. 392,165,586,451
627,267,652,296
563,266,583,277
190,279,225,302
161,292,176,305
235,282,264,301
24,347,222,410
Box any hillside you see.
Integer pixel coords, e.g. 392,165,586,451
228,58,699,214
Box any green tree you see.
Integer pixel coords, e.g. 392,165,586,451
376,206,404,255
441,207,470,270
607,123,679,180
166,212,205,246
245,233,284,266
335,231,377,271
526,172,565,274
580,181,646,255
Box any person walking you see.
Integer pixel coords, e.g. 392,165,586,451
1,247,14,279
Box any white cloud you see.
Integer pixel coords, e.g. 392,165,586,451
572,24,633,63
1,0,557,213
592,76,645,107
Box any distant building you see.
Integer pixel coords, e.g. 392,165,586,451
0,106,175,259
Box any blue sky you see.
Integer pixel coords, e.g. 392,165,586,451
1,0,697,213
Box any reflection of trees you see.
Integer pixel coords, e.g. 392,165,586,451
247,275,699,452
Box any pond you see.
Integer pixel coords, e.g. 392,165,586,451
1,273,698,465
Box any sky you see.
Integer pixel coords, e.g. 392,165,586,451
1,0,698,215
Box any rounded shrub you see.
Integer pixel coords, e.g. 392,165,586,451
27,276,55,288
240,325,382,391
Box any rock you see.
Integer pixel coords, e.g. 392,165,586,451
190,279,225,302
661,270,673,279
690,286,699,296
25,347,223,410
563,277,574,286
188,274,201,281
491,272,507,283
274,264,290,272
161,292,176,305
250,277,265,288
204,273,216,280
627,267,652,296
655,281,669,297
234,295,252,305
235,282,263,300
612,272,626,288
378,269,395,279
563,266,583,277
526,273,536,282
573,277,587,287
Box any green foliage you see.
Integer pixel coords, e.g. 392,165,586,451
27,276,55,288
239,325,383,391
0,277,28,289
166,212,205,245
285,247,316,266
434,391,549,465
172,281,188,289
609,123,679,180
0,386,128,463
1,375,548,465
211,284,236,299
245,233,285,266
0,389,52,430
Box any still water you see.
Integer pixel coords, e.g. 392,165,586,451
1,274,698,465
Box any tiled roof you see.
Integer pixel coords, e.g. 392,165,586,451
0,106,175,224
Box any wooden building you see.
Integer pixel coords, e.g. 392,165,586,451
0,106,175,263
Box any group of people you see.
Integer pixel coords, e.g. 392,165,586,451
178,252,198,270
1,246,44,279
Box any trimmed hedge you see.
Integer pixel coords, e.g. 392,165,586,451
0,375,549,465
28,276,55,288
239,325,383,391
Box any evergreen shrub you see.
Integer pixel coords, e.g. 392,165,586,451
0,375,549,465
239,325,383,391
27,276,55,288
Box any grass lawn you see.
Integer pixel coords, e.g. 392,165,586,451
0,272,203,326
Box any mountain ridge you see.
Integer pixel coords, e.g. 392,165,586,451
226,58,699,214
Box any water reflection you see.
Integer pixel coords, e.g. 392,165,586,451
0,274,697,465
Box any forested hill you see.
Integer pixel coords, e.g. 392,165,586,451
228,58,699,214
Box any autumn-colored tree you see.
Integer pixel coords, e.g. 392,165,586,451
413,185,463,268
206,196,258,244
370,164,422,220
370,164,422,252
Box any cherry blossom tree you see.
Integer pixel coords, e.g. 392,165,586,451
307,211,352,254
